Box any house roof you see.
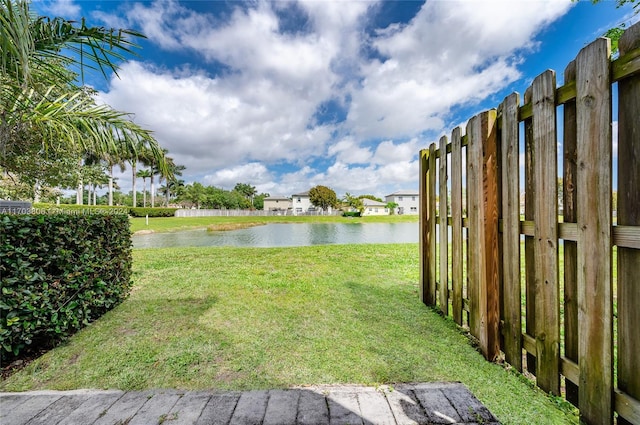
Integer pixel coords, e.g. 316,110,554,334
362,199,387,207
386,190,419,197
291,191,310,197
264,196,291,201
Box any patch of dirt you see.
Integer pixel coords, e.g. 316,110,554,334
1,348,49,379
133,229,155,235
206,222,265,232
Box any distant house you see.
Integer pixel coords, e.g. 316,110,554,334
291,191,313,215
263,196,291,212
362,198,389,216
292,190,333,214
385,190,419,215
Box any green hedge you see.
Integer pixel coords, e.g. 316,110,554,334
342,211,361,217
129,207,177,217
0,213,133,361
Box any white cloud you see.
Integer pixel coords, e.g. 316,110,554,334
347,0,573,139
94,0,575,198
42,0,80,18
203,163,272,190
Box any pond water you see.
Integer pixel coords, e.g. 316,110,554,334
132,222,419,249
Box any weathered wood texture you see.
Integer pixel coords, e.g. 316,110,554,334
0,384,499,425
439,135,449,316
417,21,640,425
419,148,429,305
562,59,579,408
465,110,500,361
576,37,613,425
451,127,464,326
499,92,522,372
532,70,560,396
523,86,537,376
617,22,640,425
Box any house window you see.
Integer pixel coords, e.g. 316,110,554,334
398,196,403,201
296,208,302,212
374,208,378,212
412,196,416,201
410,207,417,212
297,198,301,202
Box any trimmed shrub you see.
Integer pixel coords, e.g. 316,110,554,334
129,207,177,217
342,211,361,217
0,213,133,361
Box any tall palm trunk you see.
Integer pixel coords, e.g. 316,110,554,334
108,164,114,206
131,160,137,207
142,177,147,207
150,173,155,208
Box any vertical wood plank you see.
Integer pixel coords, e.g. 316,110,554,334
563,60,579,407
428,143,438,306
482,110,500,362
532,70,560,396
617,22,640,425
500,92,522,372
466,111,500,361
576,37,613,425
523,86,537,375
439,135,449,316
466,115,481,341
451,127,464,325
419,148,432,305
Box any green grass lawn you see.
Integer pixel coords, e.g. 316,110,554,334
129,213,418,233
1,244,577,424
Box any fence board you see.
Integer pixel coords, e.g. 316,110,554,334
500,93,522,372
531,70,560,396
439,136,449,316
428,143,438,306
562,60,579,407
419,149,431,305
451,127,464,326
617,22,640,425
466,116,481,340
466,111,499,361
523,87,537,375
576,37,613,425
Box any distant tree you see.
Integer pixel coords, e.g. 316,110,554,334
234,183,258,207
386,202,399,215
253,193,269,210
309,185,339,212
343,193,365,215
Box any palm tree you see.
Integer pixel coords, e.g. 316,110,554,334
0,0,168,187
136,169,152,207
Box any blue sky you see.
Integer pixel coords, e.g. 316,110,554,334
37,0,637,198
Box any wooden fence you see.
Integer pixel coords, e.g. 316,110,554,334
419,22,640,425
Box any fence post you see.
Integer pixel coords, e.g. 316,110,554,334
576,37,613,425
466,110,500,361
439,135,449,316
616,22,640,425
532,70,560,396
500,92,522,372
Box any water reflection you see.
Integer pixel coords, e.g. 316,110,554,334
133,222,418,249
